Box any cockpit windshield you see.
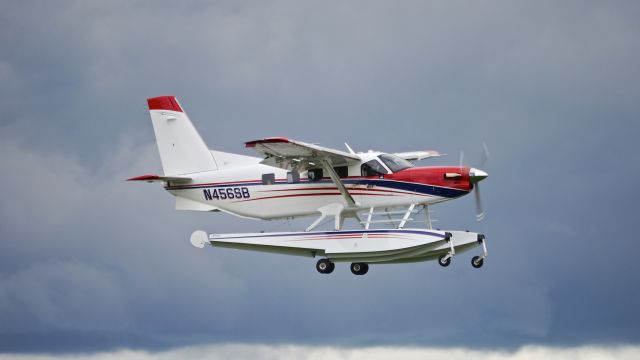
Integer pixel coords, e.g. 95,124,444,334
361,159,388,176
379,154,414,173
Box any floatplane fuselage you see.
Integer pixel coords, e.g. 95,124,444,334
130,96,490,275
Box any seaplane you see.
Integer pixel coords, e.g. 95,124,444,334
129,96,490,275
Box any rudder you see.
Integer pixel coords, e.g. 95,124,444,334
147,96,218,175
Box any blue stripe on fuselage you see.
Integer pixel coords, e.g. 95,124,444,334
167,178,467,199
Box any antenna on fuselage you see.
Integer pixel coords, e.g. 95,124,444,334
344,143,356,155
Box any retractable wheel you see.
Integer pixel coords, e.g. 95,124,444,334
316,259,334,274
350,262,369,275
438,254,452,267
471,256,484,269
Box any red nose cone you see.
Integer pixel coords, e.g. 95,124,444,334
385,166,473,192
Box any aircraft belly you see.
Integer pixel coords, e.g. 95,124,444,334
233,196,342,219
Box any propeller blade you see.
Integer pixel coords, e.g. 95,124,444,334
474,183,485,221
459,150,464,169
480,141,489,167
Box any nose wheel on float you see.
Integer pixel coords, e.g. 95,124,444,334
471,256,484,268
438,232,454,267
438,233,488,269
438,254,452,267
471,234,488,268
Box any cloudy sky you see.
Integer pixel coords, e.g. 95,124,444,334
1,0,640,357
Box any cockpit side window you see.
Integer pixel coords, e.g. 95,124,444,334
378,154,414,173
361,160,388,176
308,168,323,181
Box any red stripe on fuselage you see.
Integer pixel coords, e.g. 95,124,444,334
232,191,400,203
256,186,415,196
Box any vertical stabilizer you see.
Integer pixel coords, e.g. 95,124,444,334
147,96,218,175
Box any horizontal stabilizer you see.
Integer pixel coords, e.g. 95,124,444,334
126,174,191,183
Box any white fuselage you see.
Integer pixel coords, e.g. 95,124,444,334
139,97,472,222
166,153,466,220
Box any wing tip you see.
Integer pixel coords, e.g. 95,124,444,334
245,137,291,148
126,174,160,181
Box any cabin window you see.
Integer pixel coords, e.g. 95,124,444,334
333,166,349,178
361,160,388,176
262,173,275,185
287,171,300,183
308,168,323,181
378,154,414,172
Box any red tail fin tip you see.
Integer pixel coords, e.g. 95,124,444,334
147,96,183,112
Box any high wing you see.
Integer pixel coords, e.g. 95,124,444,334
393,150,443,162
245,137,362,209
245,137,361,172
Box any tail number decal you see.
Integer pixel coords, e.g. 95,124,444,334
203,187,250,200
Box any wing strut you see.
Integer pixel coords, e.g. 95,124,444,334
304,159,357,231
365,207,374,230
397,204,416,229
305,203,345,232
320,159,357,207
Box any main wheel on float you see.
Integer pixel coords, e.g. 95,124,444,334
316,259,334,274
350,262,369,275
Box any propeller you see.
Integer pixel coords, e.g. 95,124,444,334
480,141,489,167
461,142,489,221
475,142,490,221
474,181,485,221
